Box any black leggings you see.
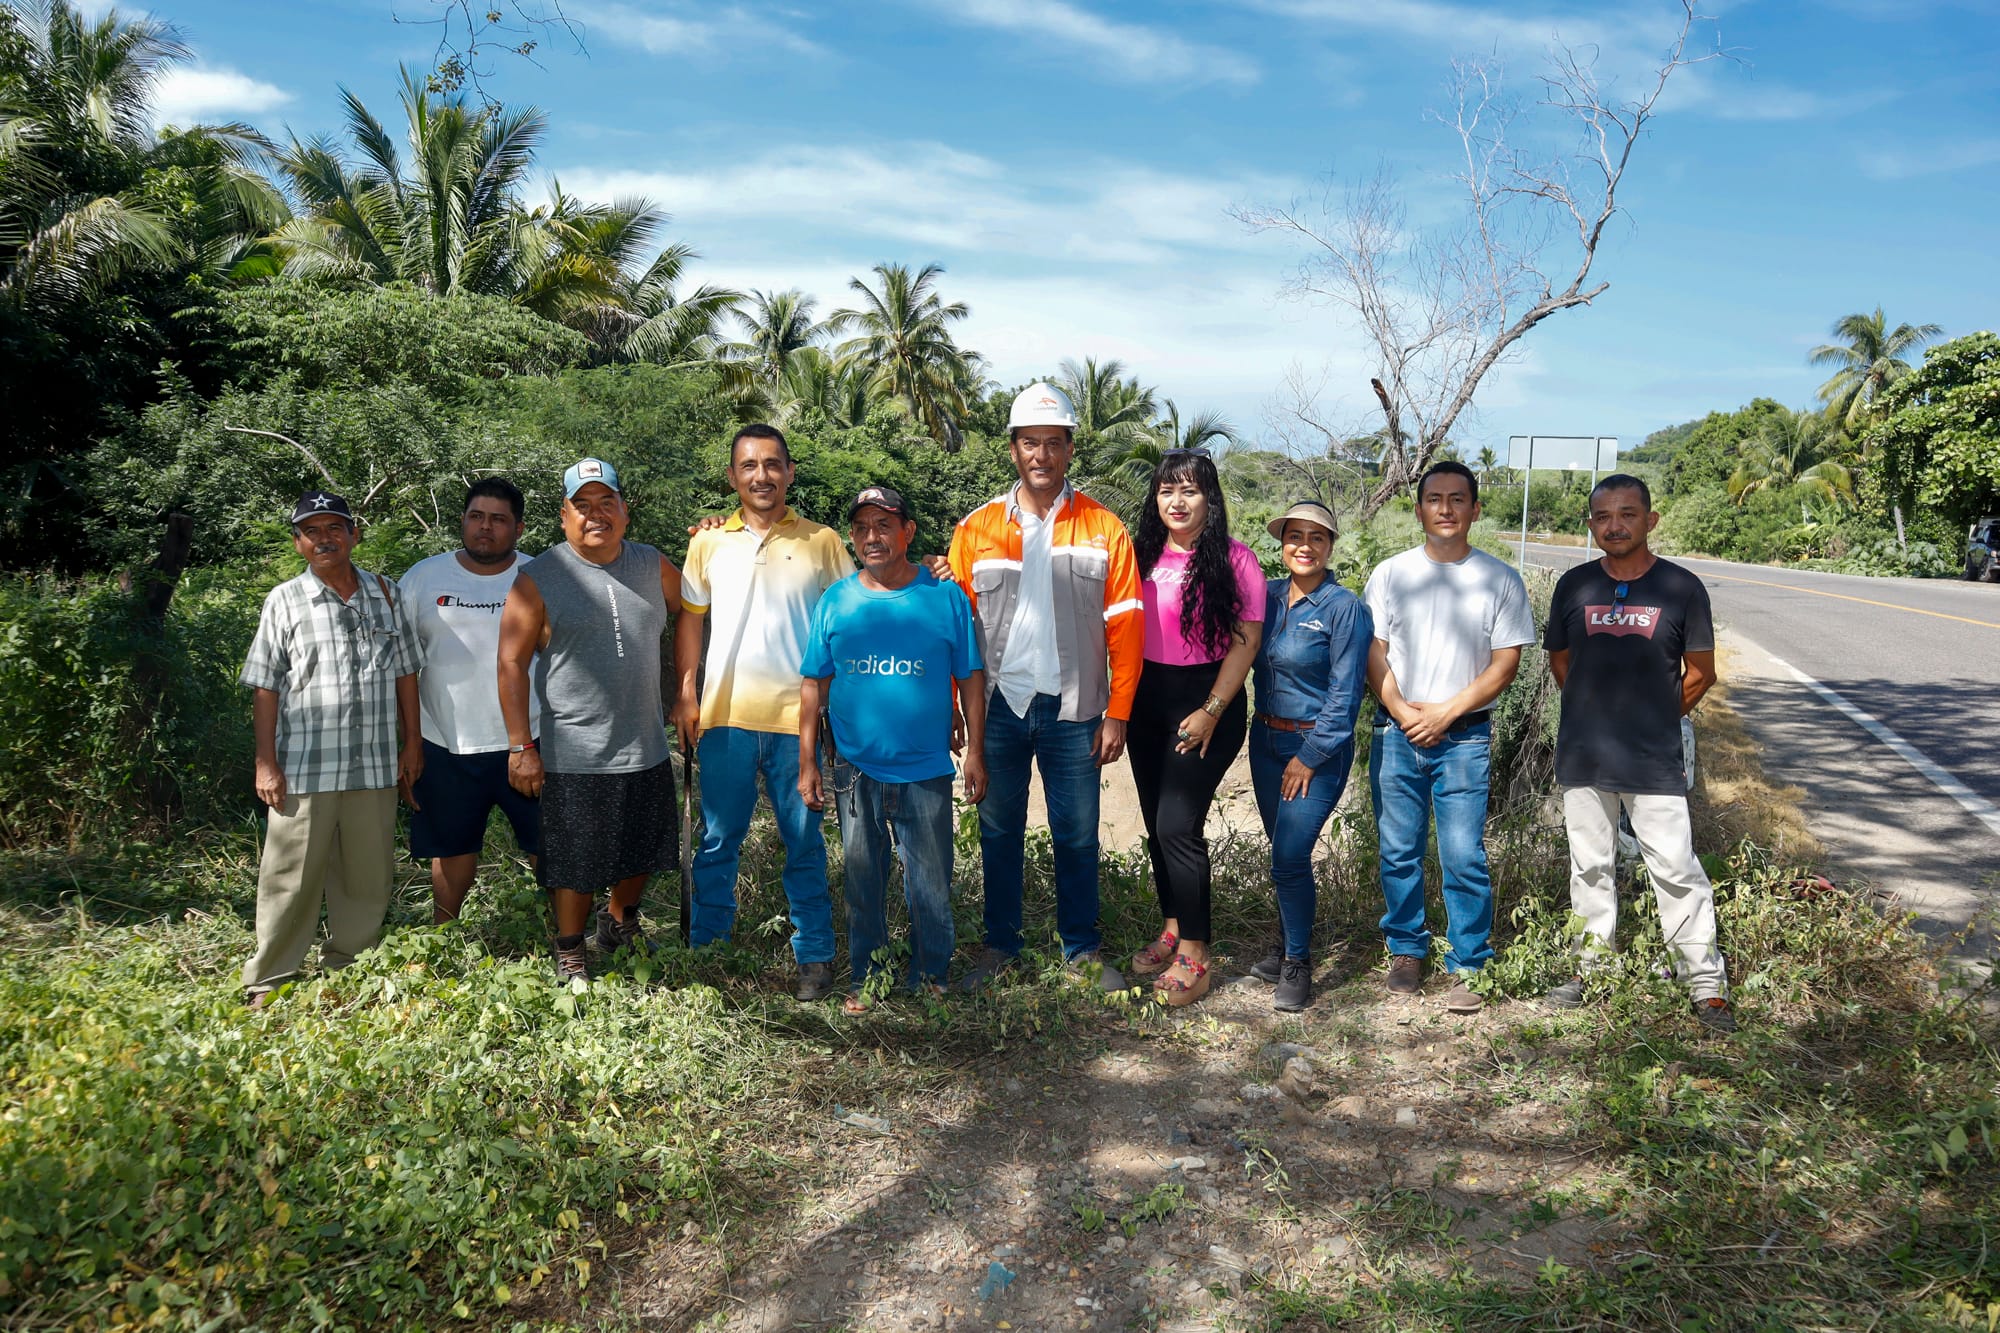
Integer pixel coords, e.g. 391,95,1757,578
1127,659,1247,944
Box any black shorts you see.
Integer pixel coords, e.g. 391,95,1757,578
408,740,543,860
537,757,678,895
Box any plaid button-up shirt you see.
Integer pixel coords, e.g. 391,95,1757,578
240,567,424,795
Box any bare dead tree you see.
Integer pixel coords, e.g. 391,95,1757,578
1259,361,1381,512
1235,1,1719,521
396,0,585,97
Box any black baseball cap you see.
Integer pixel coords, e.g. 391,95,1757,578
848,485,911,521
289,490,354,525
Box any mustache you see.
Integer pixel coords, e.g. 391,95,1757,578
313,543,339,555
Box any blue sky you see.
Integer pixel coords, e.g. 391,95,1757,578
139,0,1998,461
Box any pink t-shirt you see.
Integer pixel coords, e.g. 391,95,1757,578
1142,539,1268,665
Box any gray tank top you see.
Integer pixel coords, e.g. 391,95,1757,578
527,540,671,774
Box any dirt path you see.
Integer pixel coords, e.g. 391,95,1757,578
613,963,1621,1331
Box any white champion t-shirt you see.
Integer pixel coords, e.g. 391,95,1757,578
399,551,541,753
1362,545,1535,705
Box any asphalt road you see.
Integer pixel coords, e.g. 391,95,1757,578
1520,541,2000,952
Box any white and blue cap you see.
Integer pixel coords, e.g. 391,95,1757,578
562,457,621,499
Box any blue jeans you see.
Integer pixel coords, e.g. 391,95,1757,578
832,761,955,990
1248,722,1352,960
978,692,1102,960
1368,720,1495,974
690,726,834,964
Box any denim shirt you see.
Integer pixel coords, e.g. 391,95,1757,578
1250,575,1374,771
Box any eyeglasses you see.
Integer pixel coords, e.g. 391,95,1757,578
1611,581,1630,617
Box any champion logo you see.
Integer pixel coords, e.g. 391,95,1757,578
1585,604,1661,638
437,594,507,612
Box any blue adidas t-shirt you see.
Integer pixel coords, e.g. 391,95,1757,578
800,568,984,784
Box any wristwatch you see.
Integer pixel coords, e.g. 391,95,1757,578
1202,693,1226,718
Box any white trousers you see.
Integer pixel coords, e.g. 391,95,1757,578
1562,787,1728,1001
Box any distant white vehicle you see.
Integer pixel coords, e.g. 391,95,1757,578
1965,517,2000,582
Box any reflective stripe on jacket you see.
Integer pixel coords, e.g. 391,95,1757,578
946,486,1143,723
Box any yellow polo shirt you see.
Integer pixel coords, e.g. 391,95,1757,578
680,506,853,734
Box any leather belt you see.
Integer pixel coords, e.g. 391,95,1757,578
1374,709,1492,733
1255,712,1315,733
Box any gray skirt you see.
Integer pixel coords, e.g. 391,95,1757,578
537,757,678,894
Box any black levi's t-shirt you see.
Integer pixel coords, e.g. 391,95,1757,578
1544,557,1714,795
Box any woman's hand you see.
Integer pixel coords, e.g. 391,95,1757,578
1175,708,1218,757
1280,755,1316,800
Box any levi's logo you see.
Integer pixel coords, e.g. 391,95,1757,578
1585,604,1661,637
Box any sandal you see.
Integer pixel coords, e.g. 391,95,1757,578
1152,954,1212,1008
842,993,871,1015
1129,930,1180,978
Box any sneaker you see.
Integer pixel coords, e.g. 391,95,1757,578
795,961,836,1003
593,904,650,955
1273,956,1313,1012
1385,954,1424,995
957,946,1017,993
1692,997,1737,1034
1544,976,1586,1009
1249,943,1284,985
553,933,589,986
1444,978,1484,1015
1067,950,1127,993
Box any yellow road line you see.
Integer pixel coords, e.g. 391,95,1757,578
1523,544,2000,630
1693,568,2000,630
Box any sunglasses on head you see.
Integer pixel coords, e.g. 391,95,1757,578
1162,447,1211,461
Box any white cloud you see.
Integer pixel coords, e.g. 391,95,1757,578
151,66,292,127
577,1,825,59
921,0,1260,87
1862,137,2000,180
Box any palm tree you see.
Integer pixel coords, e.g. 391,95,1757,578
1726,407,1854,509
1810,307,1945,429
828,261,976,449
1,1,286,307
273,70,544,297
1090,399,1240,508
727,288,825,384
619,241,741,368
1475,445,1499,484
771,346,875,430
1056,356,1156,437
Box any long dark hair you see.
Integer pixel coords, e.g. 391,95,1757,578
1134,452,1240,658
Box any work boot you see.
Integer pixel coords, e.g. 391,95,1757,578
1249,942,1284,985
1066,950,1127,993
1385,954,1424,995
1444,977,1485,1015
957,946,1017,993
1692,997,1738,1035
593,904,650,955
1544,976,1586,1009
794,961,836,1003
1273,956,1313,1013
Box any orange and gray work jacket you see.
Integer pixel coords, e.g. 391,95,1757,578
946,484,1144,724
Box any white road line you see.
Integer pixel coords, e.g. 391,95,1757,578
1764,650,2000,839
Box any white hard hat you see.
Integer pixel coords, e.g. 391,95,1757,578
1007,382,1078,432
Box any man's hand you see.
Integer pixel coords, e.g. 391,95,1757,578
684,514,730,536
922,554,954,582
1280,755,1316,800
1093,717,1127,766
963,751,988,804
508,748,545,798
398,740,424,805
254,757,287,810
799,760,824,811
950,711,966,755
673,694,702,748
1400,702,1453,749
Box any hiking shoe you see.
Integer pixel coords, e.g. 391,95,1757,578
1444,978,1485,1015
1692,997,1738,1035
1273,957,1313,1013
593,904,650,955
1249,943,1284,985
795,962,836,1003
1385,954,1424,995
1545,976,1586,1009
1067,950,1127,993
553,933,589,986
957,946,1017,993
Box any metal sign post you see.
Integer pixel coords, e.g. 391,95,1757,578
1505,435,1621,563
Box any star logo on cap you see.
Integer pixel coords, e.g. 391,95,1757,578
308,493,333,510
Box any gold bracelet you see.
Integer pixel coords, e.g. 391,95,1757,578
1203,693,1226,717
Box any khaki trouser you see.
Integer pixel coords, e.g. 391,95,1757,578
242,787,399,995
1562,787,1729,1002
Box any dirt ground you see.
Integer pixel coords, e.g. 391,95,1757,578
612,957,1617,1331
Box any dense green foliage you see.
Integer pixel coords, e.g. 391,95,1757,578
1866,331,2000,533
